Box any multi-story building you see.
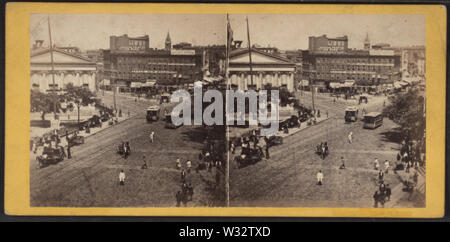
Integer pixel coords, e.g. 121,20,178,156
110,34,149,52
303,34,401,88
103,34,204,89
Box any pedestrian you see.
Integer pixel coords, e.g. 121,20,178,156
265,144,270,159
176,158,181,170
316,170,324,185
384,160,390,174
348,132,353,144
373,191,379,208
339,157,346,169
181,169,186,183
187,183,194,201
149,131,155,143
141,155,148,169
405,160,410,173
385,184,391,201
119,170,125,185
186,160,192,174
67,144,72,159
175,191,182,207
378,170,384,183
128,111,130,117
374,158,379,170
326,110,329,118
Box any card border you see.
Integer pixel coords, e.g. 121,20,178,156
4,2,446,217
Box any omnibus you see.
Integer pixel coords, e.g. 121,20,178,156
345,106,358,123
363,112,383,129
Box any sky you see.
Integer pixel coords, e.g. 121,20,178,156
30,14,226,50
229,14,425,50
30,14,425,51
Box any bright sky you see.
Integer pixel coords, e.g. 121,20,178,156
30,14,425,51
30,14,226,50
229,14,425,50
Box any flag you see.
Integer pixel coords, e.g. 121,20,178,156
226,14,233,57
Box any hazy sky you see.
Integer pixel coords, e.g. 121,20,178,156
230,14,425,50
30,14,424,51
30,14,226,50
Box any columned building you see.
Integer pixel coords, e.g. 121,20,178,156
30,47,97,93
229,48,296,92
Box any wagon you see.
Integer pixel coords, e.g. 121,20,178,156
68,135,85,146
235,148,264,168
37,147,65,168
266,135,283,147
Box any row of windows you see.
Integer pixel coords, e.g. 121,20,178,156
316,57,394,64
312,73,384,80
117,57,197,64
117,64,197,72
316,65,394,72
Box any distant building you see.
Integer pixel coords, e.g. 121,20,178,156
103,34,204,90
30,41,97,93
165,32,172,51
303,35,401,88
229,48,296,91
364,33,371,50
396,46,426,77
309,35,349,54
110,34,149,52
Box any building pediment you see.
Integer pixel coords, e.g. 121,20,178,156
31,49,95,65
230,49,292,65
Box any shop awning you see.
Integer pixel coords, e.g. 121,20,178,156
329,82,341,88
342,80,355,87
299,80,309,86
130,82,142,88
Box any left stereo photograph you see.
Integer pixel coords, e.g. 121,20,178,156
29,14,228,207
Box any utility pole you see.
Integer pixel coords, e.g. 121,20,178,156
246,16,254,89
311,79,316,113
48,16,57,120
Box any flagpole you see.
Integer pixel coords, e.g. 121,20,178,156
48,15,57,119
225,14,231,207
246,16,254,89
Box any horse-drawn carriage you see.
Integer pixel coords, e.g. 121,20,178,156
89,115,102,128
266,135,283,147
234,148,264,168
117,142,131,157
315,143,329,159
68,134,85,146
36,146,65,168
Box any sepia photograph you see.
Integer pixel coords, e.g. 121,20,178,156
29,14,227,207
227,14,426,208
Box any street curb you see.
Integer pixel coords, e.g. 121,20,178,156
279,117,330,139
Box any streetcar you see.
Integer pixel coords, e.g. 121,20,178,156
363,112,383,129
345,106,358,123
146,105,160,122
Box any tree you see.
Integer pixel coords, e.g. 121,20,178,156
30,90,60,120
65,83,99,106
383,88,425,142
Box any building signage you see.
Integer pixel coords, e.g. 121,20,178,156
171,49,195,56
318,46,345,53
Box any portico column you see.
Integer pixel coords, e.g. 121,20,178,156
275,72,280,87
288,73,294,92
240,73,244,90
259,72,264,89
